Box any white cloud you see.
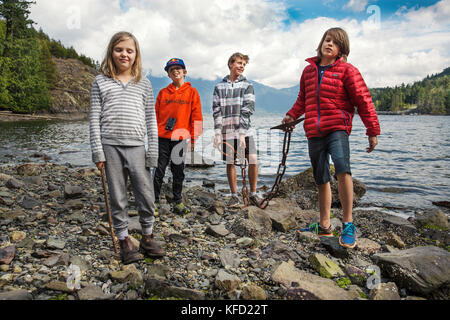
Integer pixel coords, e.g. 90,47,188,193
343,0,369,13
29,0,450,89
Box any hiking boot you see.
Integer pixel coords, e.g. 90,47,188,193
119,236,143,264
249,193,263,207
226,195,241,208
298,222,333,237
140,234,165,258
339,222,357,249
173,202,190,215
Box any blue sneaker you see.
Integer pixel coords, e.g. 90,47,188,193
339,222,357,248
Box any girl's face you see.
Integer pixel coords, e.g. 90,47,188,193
112,38,136,73
321,34,340,62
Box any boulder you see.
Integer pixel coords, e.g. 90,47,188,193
0,289,33,300
309,253,345,279
64,184,83,199
0,246,15,265
369,282,401,300
263,198,299,232
205,224,230,238
16,163,42,176
277,167,366,209
77,284,108,300
241,284,267,300
218,249,241,268
145,278,205,300
414,209,449,231
271,260,359,300
372,246,450,299
215,269,241,291
109,264,143,286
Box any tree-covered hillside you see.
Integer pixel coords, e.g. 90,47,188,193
370,68,450,115
0,0,98,114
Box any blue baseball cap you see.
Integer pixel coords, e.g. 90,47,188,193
164,58,186,72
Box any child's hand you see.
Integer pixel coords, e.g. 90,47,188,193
96,162,105,170
213,134,222,149
282,115,296,131
366,136,378,153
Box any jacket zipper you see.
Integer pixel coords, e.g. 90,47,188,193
315,60,339,136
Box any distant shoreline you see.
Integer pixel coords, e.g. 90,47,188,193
0,111,88,122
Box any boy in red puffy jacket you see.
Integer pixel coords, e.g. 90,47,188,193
282,27,380,248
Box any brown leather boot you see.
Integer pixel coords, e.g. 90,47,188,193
119,236,143,264
140,234,165,258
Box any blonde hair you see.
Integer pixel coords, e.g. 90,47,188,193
316,27,350,63
101,31,142,83
228,52,249,69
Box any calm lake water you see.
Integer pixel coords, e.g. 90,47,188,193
0,114,449,218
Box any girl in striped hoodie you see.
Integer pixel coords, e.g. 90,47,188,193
89,31,165,264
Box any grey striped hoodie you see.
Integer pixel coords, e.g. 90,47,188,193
89,74,158,168
212,75,255,140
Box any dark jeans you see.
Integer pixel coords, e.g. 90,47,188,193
153,138,186,204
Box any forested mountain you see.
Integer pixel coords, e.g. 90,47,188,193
0,0,98,114
370,68,450,115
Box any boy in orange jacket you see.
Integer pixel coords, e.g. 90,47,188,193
153,58,203,215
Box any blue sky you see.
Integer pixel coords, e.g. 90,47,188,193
31,0,450,88
281,0,441,23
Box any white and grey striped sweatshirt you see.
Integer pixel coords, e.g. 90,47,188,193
212,75,255,140
89,74,159,168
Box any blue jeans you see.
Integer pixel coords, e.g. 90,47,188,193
308,130,351,185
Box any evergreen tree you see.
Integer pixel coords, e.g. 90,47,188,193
0,0,35,42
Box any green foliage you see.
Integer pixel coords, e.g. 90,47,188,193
371,69,450,115
336,277,352,289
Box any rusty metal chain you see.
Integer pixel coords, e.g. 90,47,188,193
259,129,292,209
259,117,304,209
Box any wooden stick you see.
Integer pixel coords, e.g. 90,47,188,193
100,166,119,254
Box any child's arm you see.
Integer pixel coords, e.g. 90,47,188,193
212,85,223,137
286,72,306,120
239,83,255,137
89,79,105,167
144,81,159,168
190,89,203,146
344,66,380,137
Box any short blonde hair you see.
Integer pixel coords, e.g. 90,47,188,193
316,27,350,63
101,31,143,83
228,52,249,69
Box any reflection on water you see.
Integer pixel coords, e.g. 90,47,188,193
1,115,449,215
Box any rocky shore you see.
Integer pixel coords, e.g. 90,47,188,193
0,161,449,301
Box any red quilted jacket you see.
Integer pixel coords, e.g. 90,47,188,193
287,57,380,139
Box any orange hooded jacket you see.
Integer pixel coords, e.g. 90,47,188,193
155,82,203,143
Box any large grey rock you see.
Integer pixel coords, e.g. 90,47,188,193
0,289,33,300
205,224,230,238
263,198,298,232
372,246,450,298
77,285,108,300
215,269,241,291
278,167,366,209
369,282,401,300
414,209,449,230
218,249,241,268
0,246,15,265
145,278,205,300
271,260,359,300
64,184,83,199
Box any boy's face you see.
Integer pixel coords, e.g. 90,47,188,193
167,65,187,82
113,38,136,73
229,58,247,78
321,34,340,62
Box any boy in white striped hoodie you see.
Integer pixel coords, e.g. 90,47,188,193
90,31,165,264
212,52,262,207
